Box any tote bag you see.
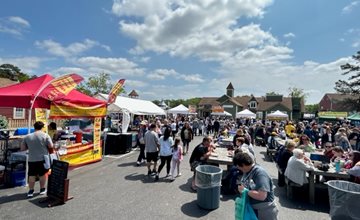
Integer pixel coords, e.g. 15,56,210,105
235,189,258,220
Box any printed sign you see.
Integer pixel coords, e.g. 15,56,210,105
40,74,83,101
35,108,48,133
318,111,348,118
93,117,102,151
212,105,224,113
50,104,106,118
108,79,125,104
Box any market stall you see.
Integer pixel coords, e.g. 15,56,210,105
0,74,107,168
236,109,256,119
266,110,289,120
49,89,106,167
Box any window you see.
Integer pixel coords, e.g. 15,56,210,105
13,108,25,119
249,101,257,108
256,112,263,119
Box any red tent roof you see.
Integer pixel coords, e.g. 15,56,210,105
0,74,53,108
0,74,105,109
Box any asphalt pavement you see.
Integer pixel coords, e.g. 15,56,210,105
0,136,331,220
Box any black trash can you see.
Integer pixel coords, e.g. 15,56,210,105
327,180,360,220
195,165,223,210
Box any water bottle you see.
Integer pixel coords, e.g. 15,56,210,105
335,160,340,173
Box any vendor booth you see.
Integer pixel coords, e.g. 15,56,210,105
167,104,190,115
236,109,256,119
266,110,289,120
348,113,360,126
0,74,107,168
211,111,232,117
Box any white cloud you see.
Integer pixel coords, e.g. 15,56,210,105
125,79,148,88
50,67,87,77
0,57,43,73
8,16,30,27
342,1,359,14
147,69,177,80
35,39,111,57
283,32,295,38
0,16,30,36
147,68,205,82
76,56,145,77
113,0,277,62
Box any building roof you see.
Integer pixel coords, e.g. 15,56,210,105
198,97,220,106
226,82,234,90
128,89,139,97
0,78,18,88
326,93,355,101
234,95,295,111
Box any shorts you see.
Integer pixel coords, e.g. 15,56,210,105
146,152,159,163
28,161,48,177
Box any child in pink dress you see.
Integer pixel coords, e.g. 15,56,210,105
170,138,183,181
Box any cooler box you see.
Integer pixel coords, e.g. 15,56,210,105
14,128,34,136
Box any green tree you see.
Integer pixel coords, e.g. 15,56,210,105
335,51,360,110
76,72,124,96
305,104,319,113
0,63,33,82
266,91,281,96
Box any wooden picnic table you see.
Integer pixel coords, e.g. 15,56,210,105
308,166,350,204
207,147,233,166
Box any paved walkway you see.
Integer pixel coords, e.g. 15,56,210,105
0,136,330,220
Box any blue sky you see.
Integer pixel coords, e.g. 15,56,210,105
1,0,360,104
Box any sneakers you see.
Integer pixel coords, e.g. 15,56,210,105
177,173,182,177
151,169,157,176
136,161,141,166
155,174,159,181
39,188,47,195
165,173,170,178
147,170,152,176
27,189,34,198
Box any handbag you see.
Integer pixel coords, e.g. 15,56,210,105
235,189,258,220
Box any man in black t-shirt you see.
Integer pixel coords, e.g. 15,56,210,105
189,136,212,191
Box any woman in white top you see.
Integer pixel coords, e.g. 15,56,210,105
155,127,174,180
285,149,314,186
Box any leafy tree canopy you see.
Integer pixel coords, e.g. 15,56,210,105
305,104,319,113
153,98,201,108
0,63,35,82
335,51,360,110
76,72,125,96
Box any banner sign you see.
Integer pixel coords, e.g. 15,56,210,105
35,108,48,133
212,105,224,113
108,79,125,104
93,117,102,151
40,73,83,101
188,105,197,113
318,111,348,118
49,104,107,118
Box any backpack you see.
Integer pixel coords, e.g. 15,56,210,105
275,145,285,164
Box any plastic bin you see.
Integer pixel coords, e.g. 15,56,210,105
14,128,34,136
327,180,360,220
195,165,223,210
11,170,26,187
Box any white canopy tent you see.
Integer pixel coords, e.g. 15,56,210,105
236,109,256,118
211,111,232,117
266,110,289,119
97,94,166,115
167,104,190,114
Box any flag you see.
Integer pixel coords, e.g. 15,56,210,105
107,79,125,104
40,73,84,101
